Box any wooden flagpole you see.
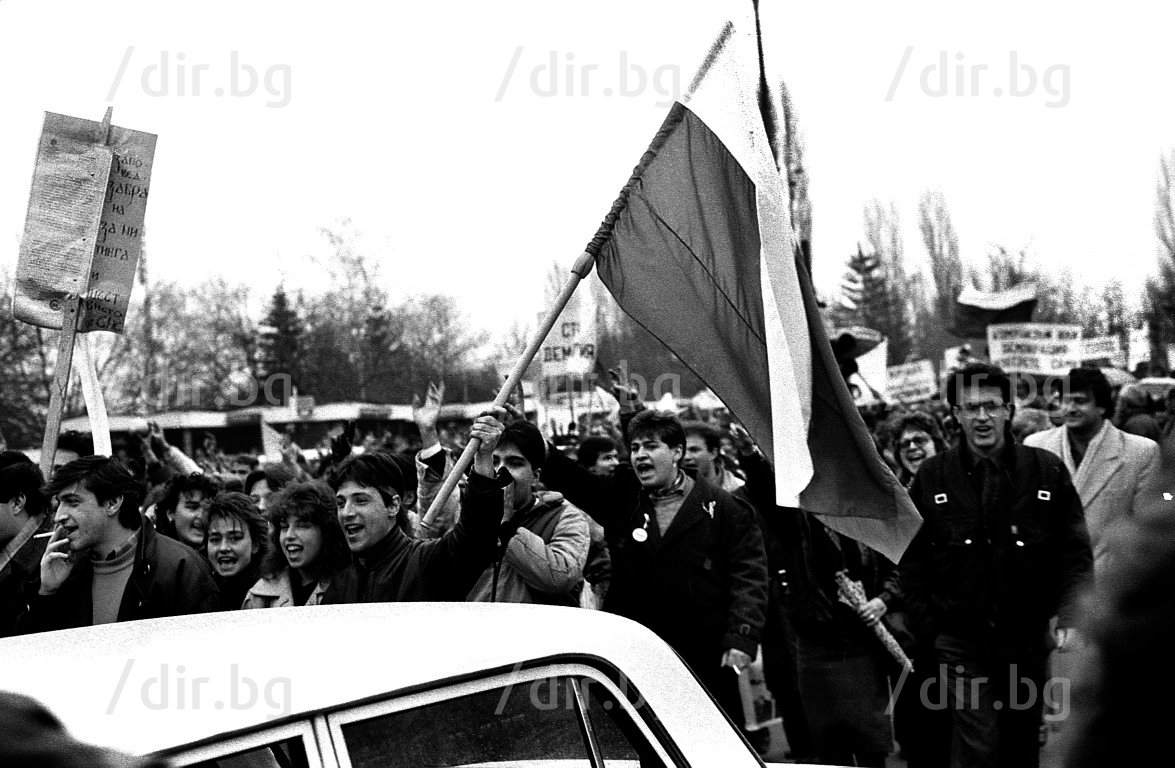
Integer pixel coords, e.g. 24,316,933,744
421,251,596,526
419,90,694,528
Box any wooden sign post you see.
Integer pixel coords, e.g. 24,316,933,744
13,107,156,476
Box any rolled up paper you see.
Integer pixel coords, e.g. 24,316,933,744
835,570,914,672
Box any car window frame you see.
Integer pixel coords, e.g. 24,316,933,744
325,660,677,768
164,719,322,768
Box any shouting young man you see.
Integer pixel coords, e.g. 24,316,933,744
542,408,768,724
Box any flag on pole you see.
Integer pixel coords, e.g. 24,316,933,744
952,282,1038,338
586,7,921,562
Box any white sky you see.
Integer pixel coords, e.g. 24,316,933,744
2,1,1173,341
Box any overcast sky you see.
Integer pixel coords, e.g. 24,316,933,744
3,1,1173,342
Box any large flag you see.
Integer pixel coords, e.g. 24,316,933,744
585,8,921,562
952,282,1038,338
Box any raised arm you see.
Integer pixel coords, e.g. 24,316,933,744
419,409,508,597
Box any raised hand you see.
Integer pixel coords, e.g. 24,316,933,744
330,430,352,463
728,423,758,456
470,407,507,479
413,381,445,434
147,421,170,457
607,367,639,403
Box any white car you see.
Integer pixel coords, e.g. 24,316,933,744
0,603,815,767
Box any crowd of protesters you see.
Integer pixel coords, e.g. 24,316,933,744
2,359,1174,768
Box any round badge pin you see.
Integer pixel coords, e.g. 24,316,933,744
632,528,648,543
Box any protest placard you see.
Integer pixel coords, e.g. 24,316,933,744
13,130,112,327
886,359,938,404
1081,335,1126,368
987,323,1082,375
540,272,598,400
13,111,156,333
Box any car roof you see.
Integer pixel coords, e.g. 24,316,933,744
0,604,742,760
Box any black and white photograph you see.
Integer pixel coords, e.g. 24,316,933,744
2,2,1173,766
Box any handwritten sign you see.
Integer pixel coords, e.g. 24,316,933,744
43,112,157,333
1081,335,1125,368
540,281,597,397
886,359,938,404
13,127,112,328
987,323,1082,375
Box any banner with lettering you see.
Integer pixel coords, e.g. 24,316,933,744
987,323,1082,376
13,112,156,333
885,359,938,404
1081,335,1126,368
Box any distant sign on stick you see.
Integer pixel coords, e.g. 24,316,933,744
885,359,937,404
987,323,1082,376
13,111,156,333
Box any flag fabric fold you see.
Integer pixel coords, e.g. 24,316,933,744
952,282,1039,338
587,10,921,563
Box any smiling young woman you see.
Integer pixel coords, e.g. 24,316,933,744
244,480,349,609
203,493,268,611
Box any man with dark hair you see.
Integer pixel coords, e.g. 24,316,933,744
577,435,620,477
901,363,1093,767
541,406,769,724
322,409,508,603
154,472,222,551
0,451,50,636
465,419,588,604
1025,367,1159,573
682,421,745,493
22,456,218,632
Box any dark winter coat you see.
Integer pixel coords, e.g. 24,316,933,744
541,448,769,671
322,471,503,604
20,521,219,632
900,440,1093,653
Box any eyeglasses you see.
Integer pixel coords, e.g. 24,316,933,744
898,434,931,449
958,402,1008,418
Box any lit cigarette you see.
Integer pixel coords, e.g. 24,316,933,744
33,532,53,539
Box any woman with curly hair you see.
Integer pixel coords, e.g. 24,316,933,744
204,492,269,610
886,409,946,489
243,480,349,608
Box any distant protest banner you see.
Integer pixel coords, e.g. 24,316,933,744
540,262,598,400
987,323,1082,376
885,359,937,404
13,112,156,333
1127,327,1150,369
1081,335,1126,368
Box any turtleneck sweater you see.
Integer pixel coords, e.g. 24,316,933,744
91,534,137,625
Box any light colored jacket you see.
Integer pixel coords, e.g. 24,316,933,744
466,490,589,605
1025,421,1160,570
242,571,330,609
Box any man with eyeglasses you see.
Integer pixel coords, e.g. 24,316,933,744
900,362,1092,768
1024,367,1159,574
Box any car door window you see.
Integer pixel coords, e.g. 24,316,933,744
337,671,668,768
185,735,311,768
342,675,588,767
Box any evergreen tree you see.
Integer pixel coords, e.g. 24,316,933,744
257,285,303,405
